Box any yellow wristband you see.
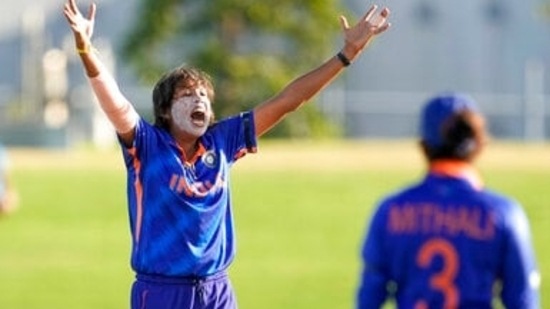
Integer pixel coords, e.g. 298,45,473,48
76,45,96,55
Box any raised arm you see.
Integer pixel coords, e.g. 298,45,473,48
63,0,139,146
253,4,391,137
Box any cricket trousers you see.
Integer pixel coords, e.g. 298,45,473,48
131,271,237,309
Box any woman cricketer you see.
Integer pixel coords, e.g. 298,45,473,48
63,0,391,308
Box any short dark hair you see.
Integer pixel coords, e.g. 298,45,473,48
152,65,215,129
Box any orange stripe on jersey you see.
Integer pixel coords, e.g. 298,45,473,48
128,147,144,244
429,160,483,190
178,142,207,165
234,146,256,160
189,142,206,164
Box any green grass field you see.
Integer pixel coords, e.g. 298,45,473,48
0,140,548,308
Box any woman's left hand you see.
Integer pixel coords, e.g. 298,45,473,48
339,4,391,60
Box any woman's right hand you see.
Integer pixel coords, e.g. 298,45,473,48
63,0,97,52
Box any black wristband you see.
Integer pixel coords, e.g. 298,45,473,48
336,52,351,67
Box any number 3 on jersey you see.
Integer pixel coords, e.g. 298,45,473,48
414,238,459,309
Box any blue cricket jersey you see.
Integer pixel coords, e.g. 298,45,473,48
120,111,257,277
357,161,540,309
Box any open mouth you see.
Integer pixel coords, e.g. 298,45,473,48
191,110,207,126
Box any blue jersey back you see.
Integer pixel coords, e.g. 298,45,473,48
358,172,539,308
120,112,256,277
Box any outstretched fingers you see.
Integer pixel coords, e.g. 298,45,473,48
66,0,80,16
63,5,77,27
361,4,378,22
374,22,390,34
338,4,391,55
63,0,98,46
63,0,81,24
380,7,390,18
372,8,391,34
339,15,350,31
63,0,96,23
87,3,96,21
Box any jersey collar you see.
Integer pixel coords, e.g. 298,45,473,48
171,139,207,166
429,160,484,190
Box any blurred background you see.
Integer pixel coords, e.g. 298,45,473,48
1,0,549,147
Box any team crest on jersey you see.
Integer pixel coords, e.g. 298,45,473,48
202,151,217,168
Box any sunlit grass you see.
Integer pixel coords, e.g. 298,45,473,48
0,141,547,308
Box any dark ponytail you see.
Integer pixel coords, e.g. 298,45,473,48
424,111,485,161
